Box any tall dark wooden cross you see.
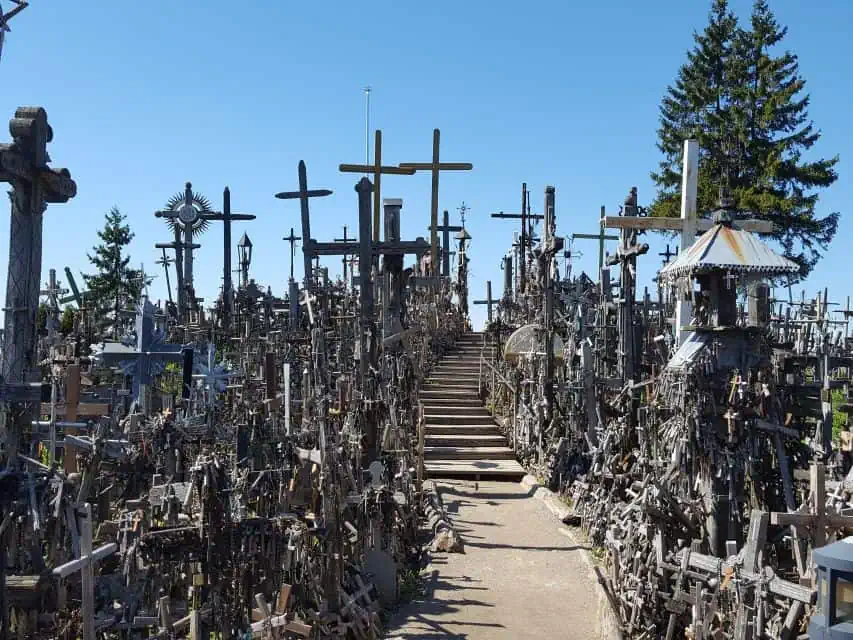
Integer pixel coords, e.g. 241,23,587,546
282,226,301,282
275,161,332,291
0,107,77,463
491,182,544,293
154,231,199,319
334,224,356,282
473,281,496,325
399,129,473,276
571,206,618,273
204,187,256,327
429,209,462,279
340,130,414,244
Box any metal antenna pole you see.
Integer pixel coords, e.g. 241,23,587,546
363,86,371,176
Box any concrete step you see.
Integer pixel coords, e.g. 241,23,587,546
424,458,526,479
425,376,479,386
425,434,508,447
424,446,516,460
420,398,483,408
424,413,496,426
423,405,491,415
424,424,498,435
431,364,481,372
423,382,480,392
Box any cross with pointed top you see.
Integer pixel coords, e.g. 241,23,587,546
282,227,301,282
275,161,333,290
399,129,474,276
340,130,414,243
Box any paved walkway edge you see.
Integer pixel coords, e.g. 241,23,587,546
510,474,623,640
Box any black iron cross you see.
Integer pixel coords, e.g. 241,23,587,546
282,227,301,282
275,160,333,291
399,129,474,276
491,182,544,293
340,130,414,243
658,243,678,266
473,280,496,324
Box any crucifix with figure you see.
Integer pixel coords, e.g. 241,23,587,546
340,130,415,245
0,106,77,464
491,182,544,293
275,161,333,291
399,129,473,277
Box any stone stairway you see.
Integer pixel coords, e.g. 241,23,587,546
422,333,526,480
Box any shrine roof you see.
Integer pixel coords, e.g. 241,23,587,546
659,221,799,281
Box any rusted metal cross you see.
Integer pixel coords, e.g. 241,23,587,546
340,130,414,243
399,129,473,277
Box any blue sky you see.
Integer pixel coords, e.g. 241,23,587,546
0,0,849,329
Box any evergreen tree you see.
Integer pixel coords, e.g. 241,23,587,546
83,207,142,338
59,306,75,335
650,0,839,278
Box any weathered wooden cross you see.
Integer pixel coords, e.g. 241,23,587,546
340,129,415,243
491,182,544,293
429,209,462,279
399,129,473,276
275,161,333,291
204,186,256,326
571,206,618,273
474,281,496,325
0,107,77,463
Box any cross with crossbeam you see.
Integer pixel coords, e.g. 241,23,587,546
429,209,462,279
282,227,301,282
491,182,544,293
275,161,332,291
399,129,473,276
473,281,496,325
340,130,414,243
334,224,356,282
572,206,618,273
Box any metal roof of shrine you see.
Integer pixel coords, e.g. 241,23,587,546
659,211,799,281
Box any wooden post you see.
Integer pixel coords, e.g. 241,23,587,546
80,503,95,640
675,139,699,347
64,364,81,473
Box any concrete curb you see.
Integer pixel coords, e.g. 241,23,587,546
521,475,622,640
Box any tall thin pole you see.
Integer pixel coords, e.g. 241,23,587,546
363,86,371,176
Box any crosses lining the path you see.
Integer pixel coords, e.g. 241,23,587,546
340,130,415,243
399,129,473,277
275,161,333,291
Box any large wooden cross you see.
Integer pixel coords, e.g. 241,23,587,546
204,187,256,326
0,107,77,463
275,160,333,291
340,130,414,243
572,206,618,273
474,281,496,325
491,182,544,293
399,129,473,276
601,140,775,347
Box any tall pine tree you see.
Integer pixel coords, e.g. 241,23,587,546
84,207,142,338
650,0,839,278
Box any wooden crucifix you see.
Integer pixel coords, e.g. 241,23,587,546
204,187,256,326
429,209,462,279
473,281,496,325
399,129,473,276
340,130,415,244
571,206,618,274
275,161,333,291
491,182,544,293
0,107,77,463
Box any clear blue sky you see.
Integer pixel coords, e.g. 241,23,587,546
0,0,849,329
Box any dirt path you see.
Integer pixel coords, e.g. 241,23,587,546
387,480,603,639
